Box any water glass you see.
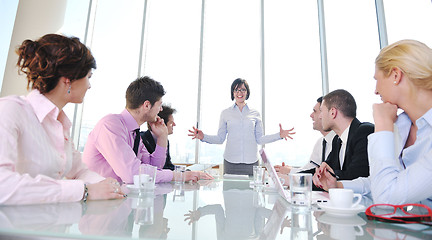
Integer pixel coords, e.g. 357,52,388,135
174,165,186,184
289,173,312,207
253,166,265,186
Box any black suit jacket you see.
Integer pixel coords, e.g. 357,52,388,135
140,130,175,171
326,118,374,180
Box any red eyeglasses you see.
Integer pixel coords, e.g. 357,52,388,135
365,203,432,225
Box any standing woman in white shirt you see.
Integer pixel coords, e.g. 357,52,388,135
188,78,295,175
0,34,125,205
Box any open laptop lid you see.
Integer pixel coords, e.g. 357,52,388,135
259,148,330,204
259,149,290,200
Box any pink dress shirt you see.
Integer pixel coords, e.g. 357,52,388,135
82,109,173,184
0,90,104,205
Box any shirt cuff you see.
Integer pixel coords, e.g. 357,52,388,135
155,169,174,183
59,179,85,202
340,177,371,195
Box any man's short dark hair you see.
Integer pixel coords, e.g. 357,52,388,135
126,76,165,110
317,96,323,104
230,78,250,101
322,89,356,118
147,104,177,130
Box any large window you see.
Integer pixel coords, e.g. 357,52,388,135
263,0,322,167
54,1,432,166
324,0,381,124
60,0,91,141
76,0,146,151
199,0,262,164
384,0,432,47
141,0,202,164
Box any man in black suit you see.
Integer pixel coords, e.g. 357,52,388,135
316,89,374,181
141,104,176,171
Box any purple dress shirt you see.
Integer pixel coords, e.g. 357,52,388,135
82,109,173,184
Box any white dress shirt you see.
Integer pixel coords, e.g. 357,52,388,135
202,104,281,164
295,131,336,172
339,127,350,169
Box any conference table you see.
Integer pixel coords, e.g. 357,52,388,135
0,177,430,240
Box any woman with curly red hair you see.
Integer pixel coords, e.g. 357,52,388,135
0,34,125,205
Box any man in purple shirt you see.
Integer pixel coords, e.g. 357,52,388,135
83,76,212,184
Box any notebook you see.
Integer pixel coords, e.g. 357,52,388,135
259,148,329,204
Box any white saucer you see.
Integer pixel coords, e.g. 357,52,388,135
126,184,140,192
126,184,155,192
249,182,288,191
318,202,365,217
318,213,366,226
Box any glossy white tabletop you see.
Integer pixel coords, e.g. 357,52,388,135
0,178,431,240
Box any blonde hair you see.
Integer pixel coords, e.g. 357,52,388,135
375,39,432,90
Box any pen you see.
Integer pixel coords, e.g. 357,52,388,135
309,160,339,179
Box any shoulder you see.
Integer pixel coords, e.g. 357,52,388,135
358,122,375,133
246,106,261,116
222,105,234,112
0,95,27,107
350,120,374,141
94,113,126,133
99,113,123,124
0,96,31,118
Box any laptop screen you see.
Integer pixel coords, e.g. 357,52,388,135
259,149,290,200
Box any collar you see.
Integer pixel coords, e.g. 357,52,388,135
340,125,350,144
395,108,432,139
27,89,60,123
324,130,336,143
416,107,432,129
121,109,140,132
232,103,249,110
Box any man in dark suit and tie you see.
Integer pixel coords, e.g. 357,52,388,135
141,104,176,171
316,89,374,182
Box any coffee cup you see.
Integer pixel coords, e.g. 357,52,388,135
329,188,362,208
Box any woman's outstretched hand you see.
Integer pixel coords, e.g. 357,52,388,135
188,126,204,140
279,124,296,140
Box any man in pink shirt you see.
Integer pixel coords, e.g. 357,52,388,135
83,77,212,184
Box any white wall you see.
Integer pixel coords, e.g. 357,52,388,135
0,0,19,93
0,0,67,97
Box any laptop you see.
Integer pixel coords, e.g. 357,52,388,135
259,149,329,204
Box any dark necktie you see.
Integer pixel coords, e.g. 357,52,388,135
334,137,343,170
133,128,140,156
321,138,327,163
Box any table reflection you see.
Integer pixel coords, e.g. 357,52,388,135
0,202,82,232
79,182,174,238
184,181,272,239
1,180,432,239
